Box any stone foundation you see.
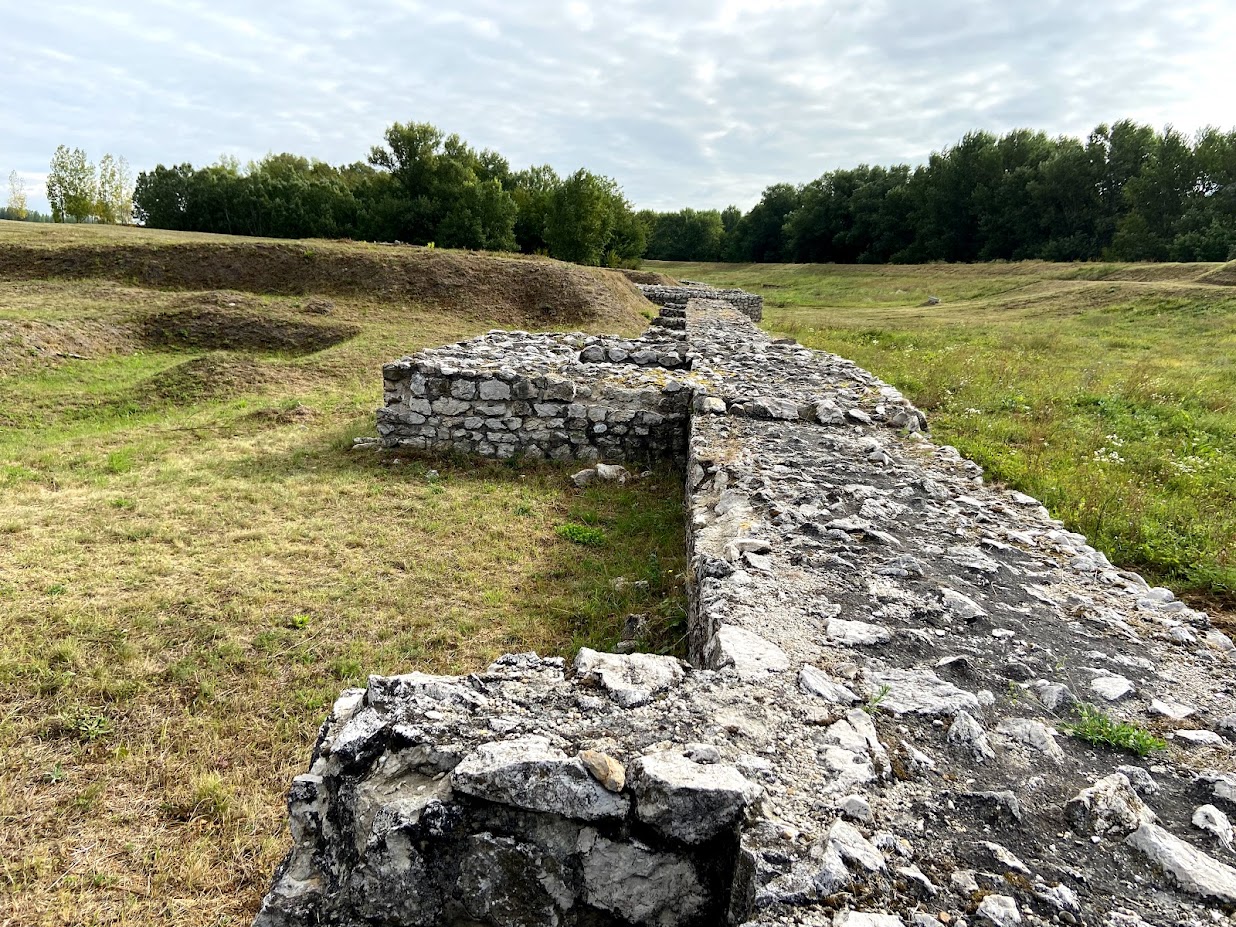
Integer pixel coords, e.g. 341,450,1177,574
638,281,764,322
257,288,1236,927
376,329,691,464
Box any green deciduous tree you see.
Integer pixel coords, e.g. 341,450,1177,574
367,121,518,250
511,164,560,254
46,145,96,223
645,208,726,261
545,169,615,265
96,154,133,224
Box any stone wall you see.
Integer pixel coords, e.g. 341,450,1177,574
376,329,692,464
638,281,764,322
257,289,1236,927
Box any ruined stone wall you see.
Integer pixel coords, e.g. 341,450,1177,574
639,281,764,322
376,330,692,464
258,291,1236,927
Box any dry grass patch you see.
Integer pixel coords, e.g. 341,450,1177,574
0,244,681,926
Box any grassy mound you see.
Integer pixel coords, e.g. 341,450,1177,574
0,220,653,332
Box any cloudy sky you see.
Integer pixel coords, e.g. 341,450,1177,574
3,0,1235,215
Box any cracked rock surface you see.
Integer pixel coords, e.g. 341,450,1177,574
257,295,1236,927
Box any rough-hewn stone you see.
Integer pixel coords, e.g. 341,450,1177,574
258,288,1236,927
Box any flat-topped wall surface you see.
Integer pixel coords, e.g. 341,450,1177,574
257,292,1236,927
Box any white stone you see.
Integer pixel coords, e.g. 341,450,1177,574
1090,674,1135,701
452,736,630,821
826,819,887,873
573,648,684,708
723,537,772,561
941,587,987,620
1205,771,1236,804
1193,804,1234,850
707,626,790,679
979,840,1032,875
1115,765,1159,795
1142,586,1176,604
840,794,872,822
799,666,860,704
1205,629,1235,651
1150,697,1197,720
813,399,846,424
580,837,706,923
1174,729,1225,746
714,489,750,517
896,863,937,896
629,750,760,844
1032,681,1075,711
1036,883,1081,912
996,718,1064,762
1065,774,1155,836
827,617,893,646
594,462,629,482
948,711,995,762
865,668,980,716
1126,822,1236,903
976,893,1021,926
951,869,979,893
834,912,905,927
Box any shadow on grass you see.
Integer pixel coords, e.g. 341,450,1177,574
216,421,690,659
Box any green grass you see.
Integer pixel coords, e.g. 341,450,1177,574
1063,703,1168,757
651,259,1236,609
556,522,607,546
0,230,674,926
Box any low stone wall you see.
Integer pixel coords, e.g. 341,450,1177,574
257,289,1236,927
639,281,764,322
377,330,691,463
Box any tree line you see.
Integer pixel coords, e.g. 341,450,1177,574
130,122,646,267
16,119,1236,265
643,122,1236,264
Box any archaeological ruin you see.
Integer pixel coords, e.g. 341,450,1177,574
255,282,1236,927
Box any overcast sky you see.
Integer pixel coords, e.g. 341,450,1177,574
3,0,1235,216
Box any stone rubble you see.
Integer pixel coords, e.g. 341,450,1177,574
257,291,1236,927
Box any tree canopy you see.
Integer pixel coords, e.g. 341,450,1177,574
665,122,1235,265
131,122,644,266
121,119,1236,265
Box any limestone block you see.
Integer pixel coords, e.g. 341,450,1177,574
574,648,684,708
478,379,511,400
452,735,631,822
629,749,760,843
1065,773,1156,835
1126,822,1236,903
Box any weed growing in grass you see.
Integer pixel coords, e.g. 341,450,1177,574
556,522,606,546
1063,703,1167,756
59,708,114,742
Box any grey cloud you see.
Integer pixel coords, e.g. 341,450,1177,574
3,0,1234,215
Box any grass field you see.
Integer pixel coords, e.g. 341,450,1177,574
651,259,1236,615
0,223,685,926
